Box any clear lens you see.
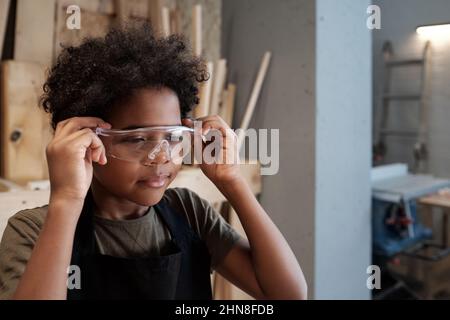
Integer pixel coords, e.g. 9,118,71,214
96,126,194,164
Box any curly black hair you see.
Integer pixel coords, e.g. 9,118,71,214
41,23,208,129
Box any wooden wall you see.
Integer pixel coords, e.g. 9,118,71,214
0,0,221,184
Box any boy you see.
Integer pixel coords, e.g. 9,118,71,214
0,24,307,300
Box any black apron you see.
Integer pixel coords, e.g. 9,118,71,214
67,189,213,300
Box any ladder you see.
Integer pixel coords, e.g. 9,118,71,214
373,41,431,173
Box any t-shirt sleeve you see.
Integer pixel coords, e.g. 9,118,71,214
0,208,46,300
164,188,243,270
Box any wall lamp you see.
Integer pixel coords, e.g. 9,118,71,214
416,22,450,39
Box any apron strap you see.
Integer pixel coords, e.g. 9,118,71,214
72,188,96,258
154,197,198,246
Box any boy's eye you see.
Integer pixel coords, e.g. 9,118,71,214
121,136,147,144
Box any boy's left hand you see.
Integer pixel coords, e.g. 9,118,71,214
182,115,241,186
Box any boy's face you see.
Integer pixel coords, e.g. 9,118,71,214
92,87,183,206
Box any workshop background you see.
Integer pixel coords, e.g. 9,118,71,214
0,0,449,299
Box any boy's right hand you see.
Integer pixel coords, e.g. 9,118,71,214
46,117,111,206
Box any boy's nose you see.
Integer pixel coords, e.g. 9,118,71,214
145,140,171,165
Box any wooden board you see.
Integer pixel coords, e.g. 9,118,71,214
170,162,261,204
114,0,132,27
148,0,163,35
195,61,213,118
0,163,261,231
227,207,254,299
237,52,271,149
54,0,113,59
161,6,170,36
170,7,181,35
14,0,56,66
192,4,202,56
220,83,236,127
57,0,147,17
420,191,450,209
0,0,10,57
0,189,50,237
54,0,150,59
0,60,49,184
209,59,226,116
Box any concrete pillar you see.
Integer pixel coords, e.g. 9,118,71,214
222,0,372,299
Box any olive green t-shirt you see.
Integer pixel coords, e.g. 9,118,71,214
0,187,242,299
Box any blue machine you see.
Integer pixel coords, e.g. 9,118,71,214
372,199,432,257
371,164,450,257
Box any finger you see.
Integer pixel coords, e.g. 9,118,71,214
65,128,100,146
192,115,212,132
70,130,107,165
181,118,206,145
201,120,237,158
201,115,229,129
84,133,107,165
55,117,99,135
201,118,231,137
194,115,225,123
91,146,106,164
181,118,194,128
55,118,71,132
56,117,111,138
85,148,93,164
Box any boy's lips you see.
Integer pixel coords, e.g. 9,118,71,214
138,174,170,188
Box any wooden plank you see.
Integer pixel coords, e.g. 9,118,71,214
58,0,147,17
222,83,236,127
0,0,10,57
148,0,163,34
55,0,150,59
0,178,23,192
195,61,213,118
114,0,130,27
125,0,149,19
14,0,56,66
192,4,202,57
227,207,254,300
1,61,48,184
41,112,52,181
170,7,181,35
161,6,170,37
0,190,50,236
209,59,226,116
420,191,450,209
0,163,261,210
0,163,260,235
219,87,228,122
114,0,148,26
237,52,271,149
54,0,113,59
213,272,232,300
170,163,261,203
59,0,115,15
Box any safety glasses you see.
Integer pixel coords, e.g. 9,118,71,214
95,125,195,165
